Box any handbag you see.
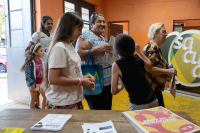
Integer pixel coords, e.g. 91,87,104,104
81,49,103,95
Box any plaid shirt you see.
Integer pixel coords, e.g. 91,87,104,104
143,41,172,92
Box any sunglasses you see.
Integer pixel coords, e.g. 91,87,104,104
91,12,98,18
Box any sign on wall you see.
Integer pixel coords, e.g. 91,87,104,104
161,30,200,87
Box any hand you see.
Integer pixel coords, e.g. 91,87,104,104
98,43,112,52
84,74,95,82
169,68,177,76
28,85,37,92
82,78,95,89
135,44,142,53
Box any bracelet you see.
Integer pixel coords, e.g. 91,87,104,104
77,78,82,86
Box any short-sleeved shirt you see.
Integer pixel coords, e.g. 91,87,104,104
116,54,156,105
143,41,172,92
46,42,84,106
34,60,43,84
30,31,53,60
80,30,112,86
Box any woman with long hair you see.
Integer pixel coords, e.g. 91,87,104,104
44,12,95,110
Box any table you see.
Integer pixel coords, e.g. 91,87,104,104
0,109,198,133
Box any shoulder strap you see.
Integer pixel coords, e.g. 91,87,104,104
37,31,41,44
86,50,94,65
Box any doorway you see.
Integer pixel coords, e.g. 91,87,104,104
108,21,129,40
173,19,200,33
4,0,34,104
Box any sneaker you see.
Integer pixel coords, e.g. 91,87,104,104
35,103,41,109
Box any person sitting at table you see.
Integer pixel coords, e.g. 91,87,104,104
111,34,158,110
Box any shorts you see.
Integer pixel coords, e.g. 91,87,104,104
46,101,83,110
129,98,158,111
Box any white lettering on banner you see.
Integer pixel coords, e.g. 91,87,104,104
173,36,200,78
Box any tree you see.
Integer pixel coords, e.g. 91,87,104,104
0,11,5,35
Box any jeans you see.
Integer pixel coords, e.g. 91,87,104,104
155,91,165,107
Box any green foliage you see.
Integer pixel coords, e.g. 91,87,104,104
0,11,5,35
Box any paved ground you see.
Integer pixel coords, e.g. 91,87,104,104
0,78,13,106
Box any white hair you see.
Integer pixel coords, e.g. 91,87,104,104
148,23,164,40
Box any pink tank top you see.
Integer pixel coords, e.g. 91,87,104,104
34,60,43,84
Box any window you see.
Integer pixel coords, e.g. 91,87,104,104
9,0,23,47
81,7,89,32
63,0,94,32
64,1,75,12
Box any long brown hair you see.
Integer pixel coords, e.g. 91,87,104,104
20,44,42,72
44,12,83,88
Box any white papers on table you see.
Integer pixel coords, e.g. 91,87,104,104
82,121,117,133
103,35,119,65
30,114,72,131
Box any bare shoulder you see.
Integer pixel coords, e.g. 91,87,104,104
112,62,122,78
76,37,90,50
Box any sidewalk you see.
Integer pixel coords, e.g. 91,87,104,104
0,76,29,112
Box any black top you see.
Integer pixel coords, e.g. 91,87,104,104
115,54,156,105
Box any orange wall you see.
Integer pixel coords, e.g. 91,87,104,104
35,0,63,32
104,0,200,49
35,0,200,49
35,0,104,33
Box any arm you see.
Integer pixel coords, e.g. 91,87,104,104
135,44,153,71
25,63,37,91
49,68,95,89
75,37,112,61
111,62,123,95
26,32,38,52
147,67,177,75
142,44,177,75
25,43,34,52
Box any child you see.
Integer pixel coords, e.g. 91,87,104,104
111,34,158,110
44,12,95,110
20,43,46,109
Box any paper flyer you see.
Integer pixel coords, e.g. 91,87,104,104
31,114,72,131
103,35,119,65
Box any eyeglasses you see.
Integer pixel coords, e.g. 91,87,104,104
162,30,168,35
